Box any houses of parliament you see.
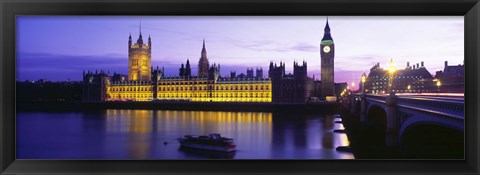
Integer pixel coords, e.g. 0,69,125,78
83,20,337,103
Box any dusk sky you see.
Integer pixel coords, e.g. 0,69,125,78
17,16,464,88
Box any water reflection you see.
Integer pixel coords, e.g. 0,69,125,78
17,110,353,159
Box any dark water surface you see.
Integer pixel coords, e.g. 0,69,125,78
17,110,353,159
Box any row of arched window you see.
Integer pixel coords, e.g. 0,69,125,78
111,87,152,92
157,84,270,91
157,93,270,98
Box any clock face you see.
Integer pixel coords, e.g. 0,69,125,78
323,45,331,53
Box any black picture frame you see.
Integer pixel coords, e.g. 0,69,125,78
1,0,479,174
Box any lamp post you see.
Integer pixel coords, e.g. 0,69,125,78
361,73,366,94
388,59,397,94
436,80,441,93
360,73,367,122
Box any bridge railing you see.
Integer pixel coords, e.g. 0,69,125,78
395,96,464,119
352,93,464,119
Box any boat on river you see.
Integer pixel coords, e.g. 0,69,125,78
177,133,236,152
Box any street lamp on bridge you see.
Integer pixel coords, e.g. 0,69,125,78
361,73,366,94
388,59,397,94
436,80,441,93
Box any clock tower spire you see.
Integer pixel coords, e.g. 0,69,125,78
320,17,335,97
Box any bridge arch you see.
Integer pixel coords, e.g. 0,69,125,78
399,121,464,159
399,114,463,139
367,105,387,128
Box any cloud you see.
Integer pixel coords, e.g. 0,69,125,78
229,39,321,53
17,52,127,81
229,39,285,52
334,55,381,72
290,43,318,52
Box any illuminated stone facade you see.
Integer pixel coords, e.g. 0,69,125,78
107,81,153,101
104,64,271,102
128,30,152,81
83,37,272,102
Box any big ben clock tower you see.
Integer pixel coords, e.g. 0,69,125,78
320,17,335,97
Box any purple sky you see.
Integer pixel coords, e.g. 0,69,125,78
17,16,464,88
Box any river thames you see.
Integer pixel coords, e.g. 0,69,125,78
17,110,353,159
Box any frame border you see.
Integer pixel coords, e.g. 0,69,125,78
1,0,479,174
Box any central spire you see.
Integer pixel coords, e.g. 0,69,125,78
201,38,207,58
198,39,209,77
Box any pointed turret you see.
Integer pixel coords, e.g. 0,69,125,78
201,38,207,58
179,63,185,77
325,16,330,34
185,59,191,77
137,20,143,46
128,33,132,48
148,34,151,48
322,16,333,41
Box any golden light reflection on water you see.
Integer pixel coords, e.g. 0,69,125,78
103,109,352,159
105,110,154,133
105,109,272,136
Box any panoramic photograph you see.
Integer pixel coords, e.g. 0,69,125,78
16,16,464,159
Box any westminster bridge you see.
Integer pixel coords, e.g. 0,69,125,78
339,92,464,157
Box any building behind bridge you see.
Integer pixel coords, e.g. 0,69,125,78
434,61,464,93
362,61,437,94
